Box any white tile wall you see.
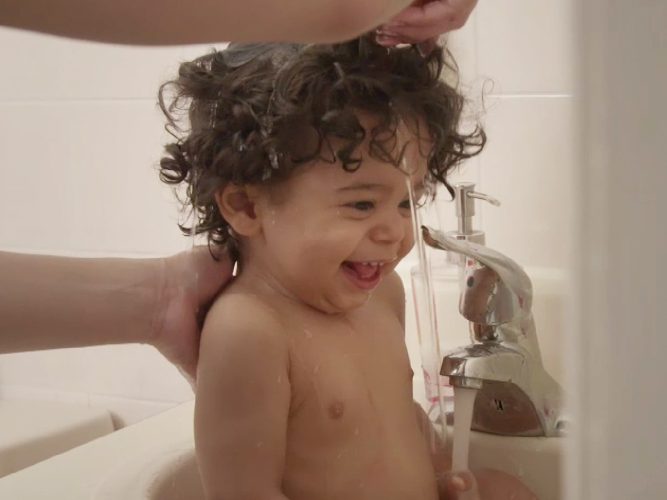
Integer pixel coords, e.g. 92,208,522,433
477,95,574,269
0,1,575,426
475,1,576,94
0,28,219,101
444,1,575,272
0,32,207,425
0,100,187,255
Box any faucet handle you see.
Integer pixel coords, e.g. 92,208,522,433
422,226,534,322
461,264,521,327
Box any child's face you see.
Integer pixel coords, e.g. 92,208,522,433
251,119,428,314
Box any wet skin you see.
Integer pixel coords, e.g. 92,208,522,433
194,118,442,499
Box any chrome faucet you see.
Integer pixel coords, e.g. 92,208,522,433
422,226,564,437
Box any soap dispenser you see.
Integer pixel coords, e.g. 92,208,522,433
410,182,500,414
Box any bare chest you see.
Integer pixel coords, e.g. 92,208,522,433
280,307,436,499
285,305,414,444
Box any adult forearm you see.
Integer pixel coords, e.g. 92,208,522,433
0,251,163,353
0,0,412,45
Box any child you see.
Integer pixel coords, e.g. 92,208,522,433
159,35,534,500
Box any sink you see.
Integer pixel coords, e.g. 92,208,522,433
93,440,204,500
145,447,204,500
462,428,565,500
95,432,563,500
0,400,114,478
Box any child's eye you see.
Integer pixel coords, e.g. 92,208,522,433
347,201,375,211
399,197,425,211
398,189,428,210
399,199,412,211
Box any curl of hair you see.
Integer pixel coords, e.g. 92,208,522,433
158,34,485,256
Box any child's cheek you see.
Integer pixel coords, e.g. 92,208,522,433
402,232,416,256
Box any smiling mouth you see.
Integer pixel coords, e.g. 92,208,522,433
341,261,384,290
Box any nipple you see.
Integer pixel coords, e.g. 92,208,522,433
328,400,345,420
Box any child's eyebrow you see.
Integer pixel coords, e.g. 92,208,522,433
337,180,427,194
411,181,426,192
336,183,386,192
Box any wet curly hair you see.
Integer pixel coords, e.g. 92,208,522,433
158,33,485,257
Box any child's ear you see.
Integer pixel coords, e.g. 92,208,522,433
214,184,262,237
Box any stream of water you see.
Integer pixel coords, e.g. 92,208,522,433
406,176,448,450
404,167,479,490
452,386,478,471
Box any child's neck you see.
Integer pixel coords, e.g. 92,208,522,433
232,257,307,307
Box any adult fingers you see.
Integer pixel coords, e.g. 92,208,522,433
381,0,477,41
187,245,235,304
388,0,477,29
377,23,444,43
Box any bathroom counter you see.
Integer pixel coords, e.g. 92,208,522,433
0,400,114,478
0,400,194,498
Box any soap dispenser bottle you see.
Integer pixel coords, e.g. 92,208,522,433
410,182,500,415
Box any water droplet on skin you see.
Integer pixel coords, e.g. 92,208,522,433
268,150,279,169
313,364,320,374
304,329,313,339
261,166,272,181
354,427,360,436
277,375,282,384
256,441,264,448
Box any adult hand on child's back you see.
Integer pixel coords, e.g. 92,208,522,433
151,246,234,386
376,0,478,55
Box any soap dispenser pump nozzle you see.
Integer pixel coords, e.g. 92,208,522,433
447,182,500,246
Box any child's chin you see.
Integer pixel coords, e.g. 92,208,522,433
331,294,372,314
310,291,370,315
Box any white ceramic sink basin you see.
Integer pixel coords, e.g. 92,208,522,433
93,439,203,500
96,431,563,500
464,429,564,500
3,402,563,499
0,400,114,478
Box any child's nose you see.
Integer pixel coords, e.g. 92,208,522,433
370,212,409,244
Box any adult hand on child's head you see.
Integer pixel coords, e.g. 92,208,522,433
376,0,478,56
151,246,234,387
438,468,538,500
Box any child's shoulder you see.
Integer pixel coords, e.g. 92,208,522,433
201,289,289,356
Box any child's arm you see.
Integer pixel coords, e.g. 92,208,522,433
414,402,451,473
195,296,291,500
384,271,534,499
413,401,473,500
377,272,461,493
